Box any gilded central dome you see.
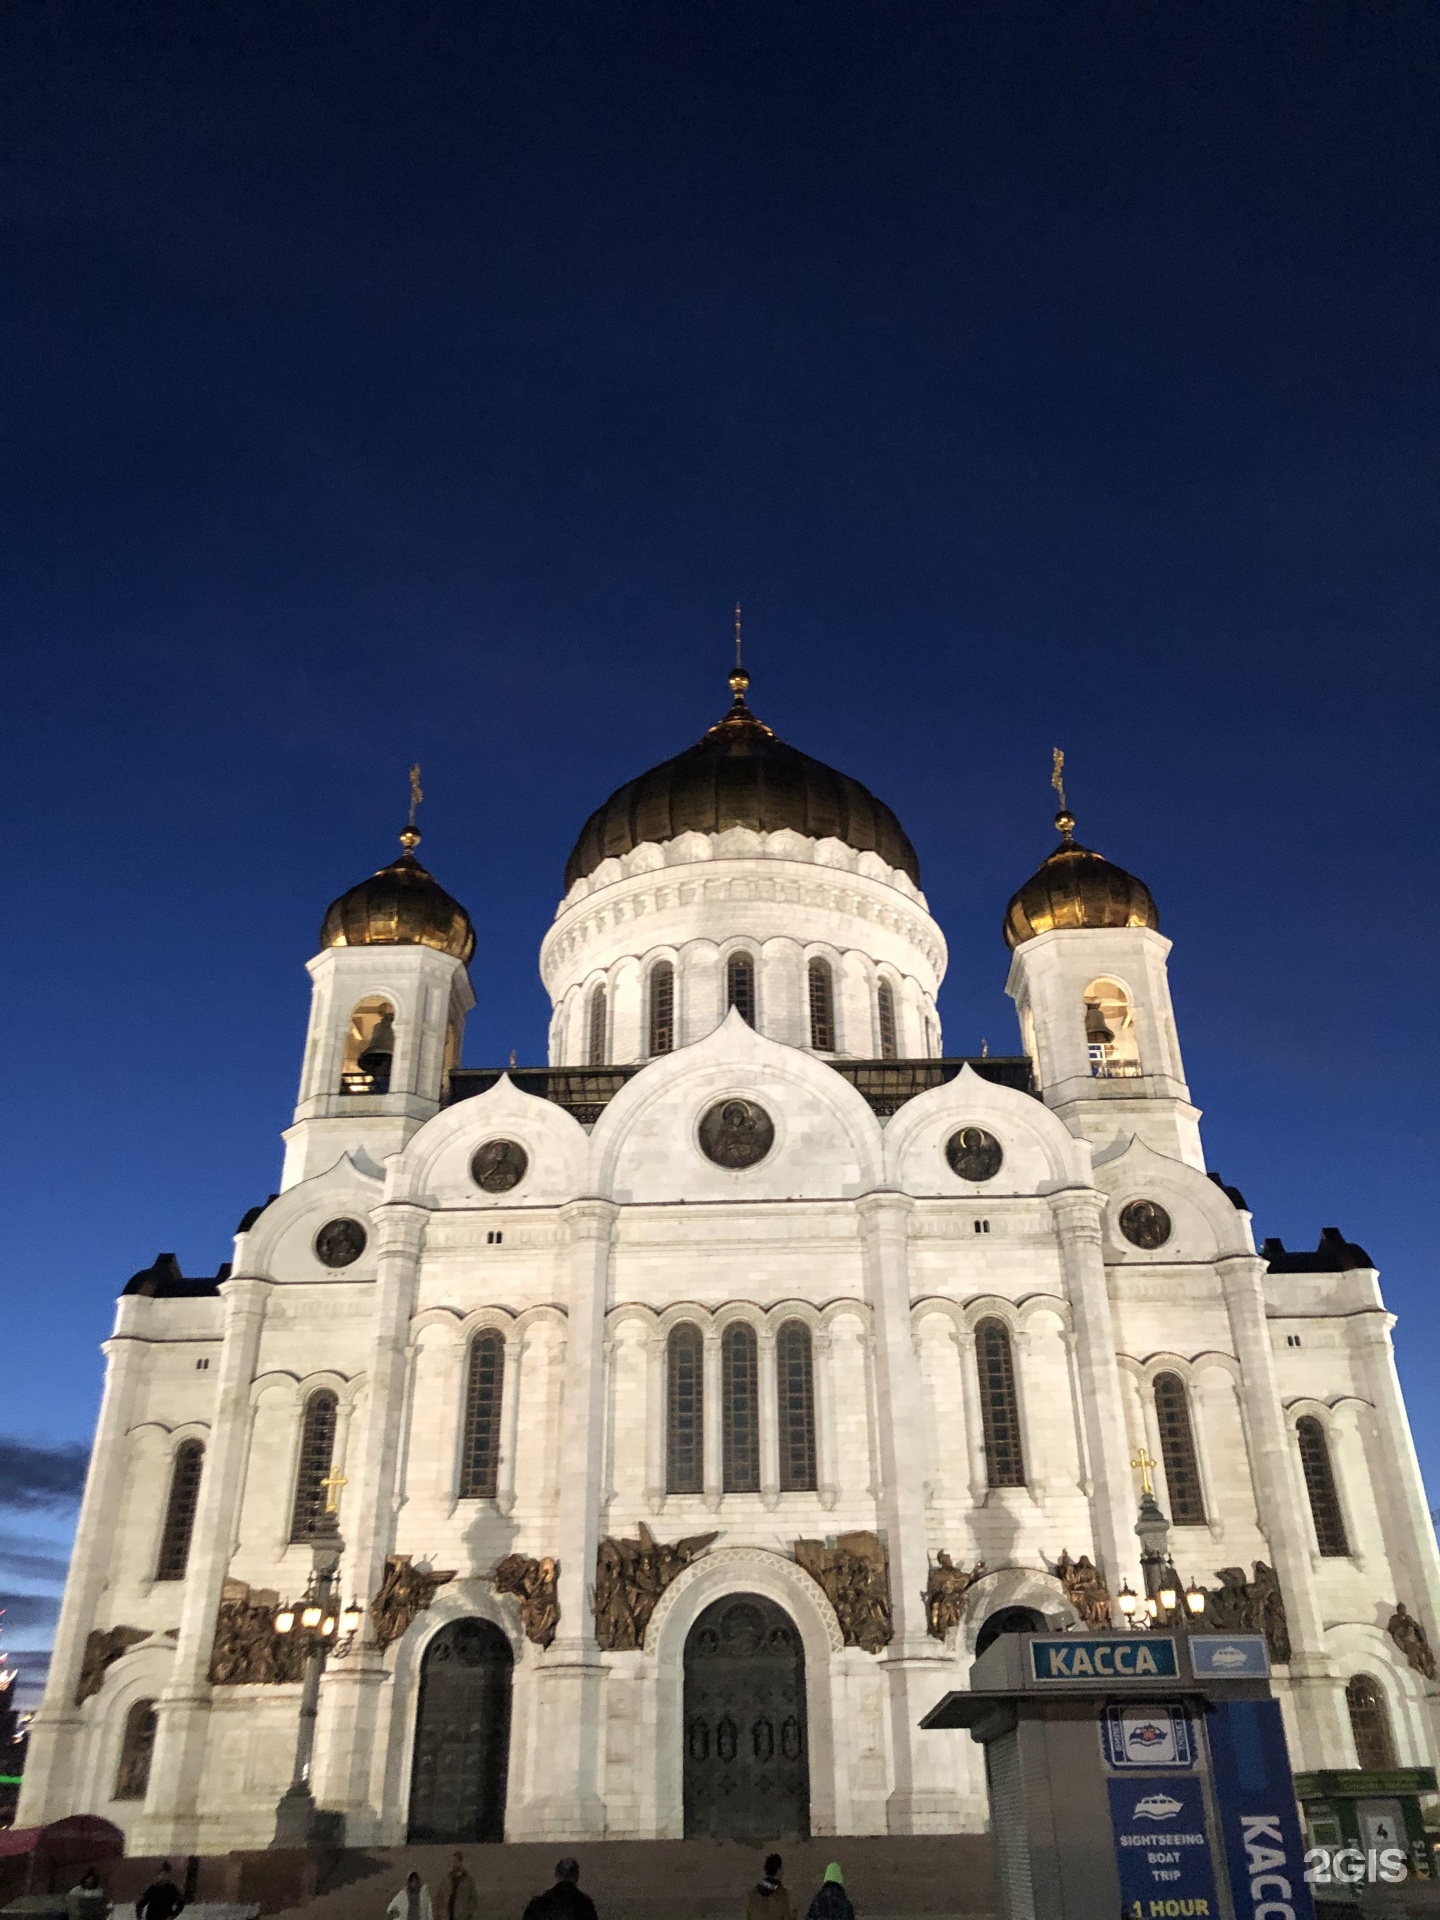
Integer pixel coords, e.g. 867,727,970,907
1003,811,1159,949
564,670,921,891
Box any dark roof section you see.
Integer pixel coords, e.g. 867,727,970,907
1262,1226,1375,1274
123,1252,231,1298
1207,1171,1249,1212
447,1056,1035,1128
237,1195,279,1234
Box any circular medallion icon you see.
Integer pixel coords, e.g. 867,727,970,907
1119,1198,1172,1250
944,1126,1004,1182
471,1139,529,1194
315,1217,367,1268
698,1097,775,1169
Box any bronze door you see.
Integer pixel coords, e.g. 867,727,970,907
683,1593,809,1840
408,1617,513,1842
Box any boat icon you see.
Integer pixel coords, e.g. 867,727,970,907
1209,1644,1248,1668
1134,1793,1183,1821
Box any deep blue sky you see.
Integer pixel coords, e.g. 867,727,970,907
3,1,1437,1699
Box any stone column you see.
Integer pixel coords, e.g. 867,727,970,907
811,1326,840,1511
758,1324,780,1509
856,1192,955,1834
135,1276,272,1854
1049,1191,1136,1611
16,1333,148,1824
514,1199,615,1839
310,1201,426,1837
702,1324,723,1511
1217,1254,1350,1763
644,1328,665,1513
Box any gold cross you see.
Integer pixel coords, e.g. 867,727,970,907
1131,1448,1157,1497
319,1466,348,1515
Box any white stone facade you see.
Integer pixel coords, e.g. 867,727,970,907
21,816,1440,1854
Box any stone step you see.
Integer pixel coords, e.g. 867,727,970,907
271,1838,998,1920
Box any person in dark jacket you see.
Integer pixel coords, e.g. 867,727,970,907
745,1854,795,1920
804,1863,853,1920
522,1859,598,1920
135,1865,184,1920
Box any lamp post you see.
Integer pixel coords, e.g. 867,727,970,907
1122,1448,1207,1635
270,1472,363,1849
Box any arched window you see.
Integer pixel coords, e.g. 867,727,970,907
876,981,898,1060
341,996,396,1095
807,958,836,1051
726,952,756,1027
776,1320,817,1492
586,984,608,1066
722,1324,760,1493
1153,1373,1206,1524
290,1389,339,1541
1346,1675,1397,1770
113,1698,158,1801
649,961,675,1056
1295,1415,1349,1556
154,1439,204,1581
666,1324,704,1495
1083,977,1140,1079
975,1319,1026,1488
459,1330,506,1499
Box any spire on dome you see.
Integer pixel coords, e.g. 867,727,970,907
400,762,423,854
728,601,750,707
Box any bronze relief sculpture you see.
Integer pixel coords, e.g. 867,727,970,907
208,1580,306,1685
494,1552,560,1648
1052,1550,1113,1630
1118,1199,1172,1250
1386,1601,1437,1680
794,1530,893,1653
314,1217,367,1268
922,1551,986,1640
593,1523,718,1651
698,1098,774,1170
369,1553,457,1650
471,1139,529,1193
944,1127,1004,1182
1206,1561,1291,1664
75,1625,150,1704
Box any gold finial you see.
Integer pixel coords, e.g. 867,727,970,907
400,764,423,853
728,602,750,703
1051,747,1075,842
1131,1447,1157,1498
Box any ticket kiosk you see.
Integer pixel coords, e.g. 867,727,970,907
922,1630,1314,1920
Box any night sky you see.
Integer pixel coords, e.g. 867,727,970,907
4,1,1438,1704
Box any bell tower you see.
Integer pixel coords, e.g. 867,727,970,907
281,777,476,1188
1002,772,1201,1169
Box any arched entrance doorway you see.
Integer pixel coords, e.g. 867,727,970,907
974,1605,1047,1660
683,1592,809,1841
408,1617,513,1842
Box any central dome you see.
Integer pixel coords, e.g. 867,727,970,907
564,670,921,891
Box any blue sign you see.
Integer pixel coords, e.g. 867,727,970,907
1190,1634,1270,1679
1107,1771,1222,1916
1206,1697,1316,1920
1102,1703,1196,1770
1031,1635,1178,1681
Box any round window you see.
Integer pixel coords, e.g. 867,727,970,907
698,1097,775,1169
1119,1199,1172,1250
944,1126,1004,1182
315,1218,367,1268
471,1139,529,1193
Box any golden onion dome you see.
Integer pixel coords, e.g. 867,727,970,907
1003,810,1159,950
320,828,475,963
564,666,920,891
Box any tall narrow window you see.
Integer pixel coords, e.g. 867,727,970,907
113,1699,158,1801
1153,1373,1206,1524
975,1319,1026,1488
341,996,397,1095
587,984,608,1066
777,1320,817,1492
649,961,675,1056
459,1330,506,1499
290,1389,339,1540
722,1324,760,1493
1295,1416,1349,1555
155,1439,204,1580
877,981,898,1060
807,958,835,1051
1346,1675,1397,1769
1083,977,1140,1079
726,952,755,1027
666,1324,704,1494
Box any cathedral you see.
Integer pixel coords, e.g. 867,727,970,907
20,664,1440,1854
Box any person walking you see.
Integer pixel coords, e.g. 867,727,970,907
522,1858,598,1920
804,1864,853,1920
745,1854,794,1920
134,1864,183,1920
445,1854,479,1920
387,1872,435,1920
67,1868,109,1920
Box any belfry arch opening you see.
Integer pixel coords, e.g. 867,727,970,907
341,996,397,1094
1082,977,1139,1079
683,1592,809,1841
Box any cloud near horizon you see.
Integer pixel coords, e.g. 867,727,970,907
0,1438,89,1511
0,1591,61,1629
